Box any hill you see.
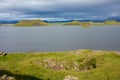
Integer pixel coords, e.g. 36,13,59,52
104,20,120,25
0,20,19,24
64,21,93,27
15,20,48,26
64,20,120,26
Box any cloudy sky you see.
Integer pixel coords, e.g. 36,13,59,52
0,0,120,21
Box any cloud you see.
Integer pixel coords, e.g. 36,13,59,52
0,0,120,20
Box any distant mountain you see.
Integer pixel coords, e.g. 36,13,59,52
44,20,74,23
44,19,106,23
107,17,120,21
46,17,120,23
0,20,19,24
0,17,120,24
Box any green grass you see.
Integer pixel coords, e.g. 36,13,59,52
0,49,120,80
104,20,120,25
64,20,120,27
14,20,48,26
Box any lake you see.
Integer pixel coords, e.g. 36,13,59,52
0,26,120,52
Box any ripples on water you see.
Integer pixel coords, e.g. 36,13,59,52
0,26,120,52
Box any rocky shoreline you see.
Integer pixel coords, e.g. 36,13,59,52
0,51,7,56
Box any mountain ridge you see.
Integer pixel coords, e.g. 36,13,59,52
0,17,120,24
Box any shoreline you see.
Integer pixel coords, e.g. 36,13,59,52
2,49,120,54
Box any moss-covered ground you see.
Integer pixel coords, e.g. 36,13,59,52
0,49,120,80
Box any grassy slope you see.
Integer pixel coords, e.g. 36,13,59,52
0,50,120,80
64,20,120,26
14,20,120,27
15,20,48,26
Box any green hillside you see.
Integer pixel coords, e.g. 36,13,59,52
15,20,48,26
64,21,81,25
104,20,120,25
64,20,120,26
0,49,120,80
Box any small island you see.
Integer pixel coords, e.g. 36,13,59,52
13,19,120,27
15,20,48,26
64,20,120,26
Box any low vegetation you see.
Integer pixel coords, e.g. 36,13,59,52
15,20,48,26
64,21,81,25
0,49,120,80
64,20,120,27
14,19,120,27
64,21,92,27
104,20,120,25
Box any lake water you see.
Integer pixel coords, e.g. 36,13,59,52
0,26,120,52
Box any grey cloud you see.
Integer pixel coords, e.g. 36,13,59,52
0,0,120,20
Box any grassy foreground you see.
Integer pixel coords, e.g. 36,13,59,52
0,49,120,80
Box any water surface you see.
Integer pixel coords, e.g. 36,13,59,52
0,26,120,52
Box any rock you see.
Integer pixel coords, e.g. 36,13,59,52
0,51,3,55
0,51,7,56
0,75,14,80
7,77,14,80
1,75,8,80
63,75,78,80
31,57,97,71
